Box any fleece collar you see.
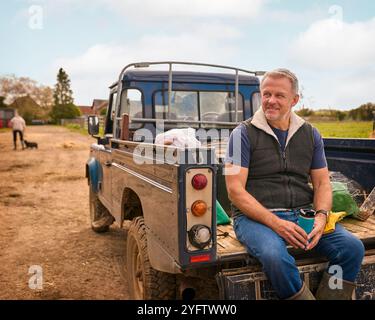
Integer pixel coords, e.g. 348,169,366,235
251,108,306,148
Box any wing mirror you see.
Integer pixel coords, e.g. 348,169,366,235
88,115,99,136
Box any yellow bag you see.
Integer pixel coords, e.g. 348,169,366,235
323,211,347,234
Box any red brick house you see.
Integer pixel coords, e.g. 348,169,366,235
78,106,94,116
92,99,108,115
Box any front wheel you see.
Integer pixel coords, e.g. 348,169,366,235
126,217,176,299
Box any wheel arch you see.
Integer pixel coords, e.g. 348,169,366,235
121,187,143,221
86,157,102,193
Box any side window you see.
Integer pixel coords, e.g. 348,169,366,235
252,92,261,114
110,92,117,120
154,91,198,127
119,89,143,130
104,91,117,135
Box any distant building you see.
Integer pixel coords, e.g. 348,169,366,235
8,96,42,124
92,99,108,115
77,105,94,116
0,108,15,128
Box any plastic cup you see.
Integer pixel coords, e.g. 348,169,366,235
298,209,316,235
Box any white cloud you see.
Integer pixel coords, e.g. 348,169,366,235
53,25,242,104
290,17,375,69
288,16,375,109
326,72,375,108
299,71,375,110
103,0,264,19
28,0,264,20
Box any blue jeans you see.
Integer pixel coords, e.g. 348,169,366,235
233,211,365,299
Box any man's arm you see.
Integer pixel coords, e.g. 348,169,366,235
225,163,309,249
311,167,332,213
305,167,332,250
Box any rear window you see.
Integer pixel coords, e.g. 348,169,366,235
154,90,244,128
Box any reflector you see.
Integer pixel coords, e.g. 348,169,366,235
190,254,210,263
191,200,207,217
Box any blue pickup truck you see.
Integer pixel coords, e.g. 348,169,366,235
86,61,375,300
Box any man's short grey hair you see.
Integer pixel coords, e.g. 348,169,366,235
260,68,299,95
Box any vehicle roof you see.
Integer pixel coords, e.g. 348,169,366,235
122,70,259,85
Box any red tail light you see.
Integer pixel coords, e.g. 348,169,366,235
191,174,207,190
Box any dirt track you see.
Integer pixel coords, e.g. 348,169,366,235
0,126,129,299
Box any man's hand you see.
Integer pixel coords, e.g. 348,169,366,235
273,219,309,249
305,214,327,250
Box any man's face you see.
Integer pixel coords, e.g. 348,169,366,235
260,76,299,123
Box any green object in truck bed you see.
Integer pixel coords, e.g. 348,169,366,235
331,181,359,216
217,200,231,225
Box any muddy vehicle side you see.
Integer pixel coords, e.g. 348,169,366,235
86,62,375,300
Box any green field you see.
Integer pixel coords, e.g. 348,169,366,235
65,121,372,139
310,121,373,138
2,122,374,139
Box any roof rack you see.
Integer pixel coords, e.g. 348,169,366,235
115,61,265,127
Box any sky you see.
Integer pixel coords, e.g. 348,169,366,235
0,0,374,110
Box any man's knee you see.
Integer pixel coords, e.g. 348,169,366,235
332,234,365,267
259,245,291,267
344,236,365,263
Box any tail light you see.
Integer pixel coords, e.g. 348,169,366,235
191,174,207,190
188,224,212,249
185,169,213,252
191,200,207,217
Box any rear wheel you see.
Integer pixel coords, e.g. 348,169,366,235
89,187,113,233
126,217,176,299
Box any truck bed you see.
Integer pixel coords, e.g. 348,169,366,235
206,139,375,262
216,215,375,262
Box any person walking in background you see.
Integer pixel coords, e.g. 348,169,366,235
10,111,26,150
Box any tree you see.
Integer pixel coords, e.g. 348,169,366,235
349,103,375,121
50,103,81,123
50,68,80,123
0,75,53,117
53,68,74,106
0,96,7,108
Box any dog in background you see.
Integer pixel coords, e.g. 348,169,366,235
24,140,38,149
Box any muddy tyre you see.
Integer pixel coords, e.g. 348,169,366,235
89,187,112,233
127,217,176,299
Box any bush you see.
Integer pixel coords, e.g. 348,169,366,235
65,123,81,130
349,103,375,121
296,108,314,117
335,110,346,121
50,103,81,123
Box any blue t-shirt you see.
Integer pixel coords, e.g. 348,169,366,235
225,123,327,169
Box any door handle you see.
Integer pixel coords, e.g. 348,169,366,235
104,161,112,167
